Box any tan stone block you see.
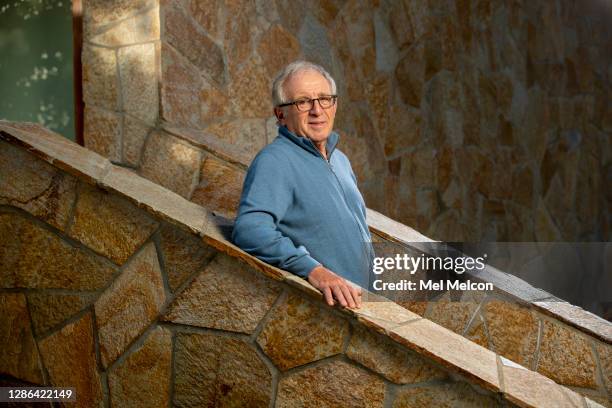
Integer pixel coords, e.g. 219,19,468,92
415,189,441,232
396,188,418,233
384,174,400,218
161,41,202,90
537,320,598,389
265,116,278,144
99,165,214,236
344,57,366,101
190,155,245,218
229,60,271,118
521,88,549,164
397,301,429,317
257,24,300,77
276,359,385,407
336,1,376,80
459,67,480,119
274,0,306,33
392,382,501,407
426,298,480,335
395,43,425,107
158,223,216,291
576,153,602,225
339,126,385,183
173,331,271,407
161,83,201,129
503,361,585,408
109,326,172,408
200,77,232,123
440,15,459,72
139,130,202,199
496,74,514,114
224,1,255,70
427,209,466,242
455,147,488,190
94,243,166,366
356,299,422,333
68,183,158,264
465,313,490,348
512,164,534,209
429,71,463,147
0,293,43,383
483,300,538,369
164,6,225,84
90,6,160,46
203,119,267,164
347,326,447,384
122,115,150,167
400,147,436,189
82,45,118,110
436,146,456,191
164,253,281,333
535,199,563,241
257,292,348,371
160,43,205,127
595,343,611,395
0,121,111,185
306,0,342,26
38,313,104,408
390,318,500,392
390,0,415,49
533,301,612,344
497,117,514,146
28,293,96,335
118,43,159,125
84,106,121,162
503,201,532,240
0,213,117,290
0,141,77,231
384,105,421,158
364,74,390,137
423,36,443,81
441,179,461,210
84,0,151,29
405,0,433,40
190,0,222,39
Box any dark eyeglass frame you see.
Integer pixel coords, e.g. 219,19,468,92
277,95,338,112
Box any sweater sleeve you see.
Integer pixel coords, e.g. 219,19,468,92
231,151,321,278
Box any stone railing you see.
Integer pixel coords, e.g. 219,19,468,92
368,212,611,406
0,121,608,407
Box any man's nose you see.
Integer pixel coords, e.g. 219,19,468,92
309,99,324,115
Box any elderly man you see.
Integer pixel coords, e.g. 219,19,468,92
232,61,373,309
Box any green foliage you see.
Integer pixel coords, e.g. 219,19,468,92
0,0,74,140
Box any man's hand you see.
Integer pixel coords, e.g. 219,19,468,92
307,265,362,309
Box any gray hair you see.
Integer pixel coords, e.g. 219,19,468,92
271,60,337,107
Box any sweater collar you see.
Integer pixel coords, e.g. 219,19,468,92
278,125,339,159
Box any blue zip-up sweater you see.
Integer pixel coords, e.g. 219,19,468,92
232,126,373,287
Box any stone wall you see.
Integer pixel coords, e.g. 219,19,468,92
2,121,610,407
81,0,610,241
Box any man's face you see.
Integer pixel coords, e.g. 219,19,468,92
276,70,337,144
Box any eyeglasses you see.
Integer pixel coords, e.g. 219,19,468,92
277,95,338,112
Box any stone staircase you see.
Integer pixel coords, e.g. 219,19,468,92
0,121,610,407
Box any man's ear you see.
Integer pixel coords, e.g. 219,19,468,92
274,108,284,122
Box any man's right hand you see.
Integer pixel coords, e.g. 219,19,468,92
307,265,362,309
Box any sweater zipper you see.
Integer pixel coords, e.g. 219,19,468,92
317,151,370,244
